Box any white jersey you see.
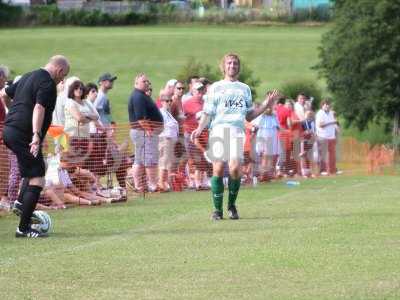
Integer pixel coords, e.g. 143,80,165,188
203,79,252,131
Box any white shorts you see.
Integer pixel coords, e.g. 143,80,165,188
206,125,245,162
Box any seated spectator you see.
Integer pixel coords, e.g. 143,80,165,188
158,95,179,191
60,152,119,204
103,121,131,200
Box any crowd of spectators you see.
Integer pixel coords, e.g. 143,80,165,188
0,65,341,213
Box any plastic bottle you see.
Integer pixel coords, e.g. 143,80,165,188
286,180,300,187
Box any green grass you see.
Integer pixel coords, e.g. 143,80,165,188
0,25,327,122
1,175,400,299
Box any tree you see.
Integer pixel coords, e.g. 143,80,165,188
316,0,400,137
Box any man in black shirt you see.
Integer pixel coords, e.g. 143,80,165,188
0,55,70,238
128,73,163,192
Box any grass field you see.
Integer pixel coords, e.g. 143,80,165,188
1,175,400,299
0,25,327,122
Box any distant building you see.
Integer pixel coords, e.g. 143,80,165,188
6,0,48,5
233,0,330,10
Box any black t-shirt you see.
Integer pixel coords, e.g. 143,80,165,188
128,89,163,123
5,69,57,138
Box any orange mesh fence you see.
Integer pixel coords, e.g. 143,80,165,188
0,121,398,210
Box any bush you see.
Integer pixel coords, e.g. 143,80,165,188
0,2,23,26
176,57,261,98
279,79,322,110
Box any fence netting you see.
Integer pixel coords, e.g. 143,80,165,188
0,121,397,211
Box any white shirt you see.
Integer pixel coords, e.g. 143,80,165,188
316,109,336,139
64,98,97,137
159,108,179,140
294,102,305,121
203,79,252,131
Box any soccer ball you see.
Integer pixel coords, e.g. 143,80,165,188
31,210,52,234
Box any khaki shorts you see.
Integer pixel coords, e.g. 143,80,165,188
159,137,176,170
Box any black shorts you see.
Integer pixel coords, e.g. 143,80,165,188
2,126,45,178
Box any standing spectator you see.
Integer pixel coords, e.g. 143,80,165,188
182,75,200,103
299,110,316,177
253,105,280,181
0,66,10,210
64,80,99,160
52,76,80,128
191,53,279,220
158,95,179,191
316,99,338,175
155,79,177,108
0,55,70,238
294,93,308,121
275,97,291,176
128,73,163,193
94,73,116,126
183,82,206,190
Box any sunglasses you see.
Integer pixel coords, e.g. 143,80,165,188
164,100,173,103
75,86,84,91
176,87,184,90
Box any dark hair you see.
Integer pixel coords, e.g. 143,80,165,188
320,99,331,107
84,82,98,98
186,76,199,85
277,96,287,105
68,80,85,100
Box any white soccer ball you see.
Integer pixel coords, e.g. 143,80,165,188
31,210,52,234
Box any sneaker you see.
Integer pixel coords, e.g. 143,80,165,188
228,205,239,220
211,210,223,221
15,227,48,238
320,171,329,176
336,170,343,175
12,201,23,217
12,202,42,224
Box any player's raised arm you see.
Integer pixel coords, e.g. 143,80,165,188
246,89,280,122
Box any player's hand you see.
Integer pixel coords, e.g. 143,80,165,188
30,133,41,157
263,89,279,108
191,128,201,143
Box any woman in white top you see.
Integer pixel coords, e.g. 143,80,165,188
64,80,99,159
158,95,179,191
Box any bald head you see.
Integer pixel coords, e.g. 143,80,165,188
45,55,70,84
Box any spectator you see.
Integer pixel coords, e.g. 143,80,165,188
158,95,179,191
84,82,107,177
275,97,291,176
128,73,163,193
294,93,308,121
316,99,338,175
287,99,303,175
182,75,200,103
253,105,280,181
64,80,99,159
0,66,9,210
299,110,316,177
52,76,80,128
183,82,206,190
103,121,131,200
94,73,116,126
155,79,177,108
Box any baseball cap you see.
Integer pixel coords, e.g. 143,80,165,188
98,73,117,83
166,79,177,87
193,82,204,90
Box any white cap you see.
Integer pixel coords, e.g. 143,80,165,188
193,82,204,90
166,79,177,87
